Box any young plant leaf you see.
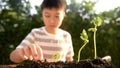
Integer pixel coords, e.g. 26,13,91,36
80,29,88,42
53,53,60,62
92,16,102,26
88,28,97,32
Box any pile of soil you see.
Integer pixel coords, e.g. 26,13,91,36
15,58,113,68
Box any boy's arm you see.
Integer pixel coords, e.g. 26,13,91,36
10,29,36,63
65,32,74,62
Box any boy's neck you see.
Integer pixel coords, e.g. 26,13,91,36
45,27,59,34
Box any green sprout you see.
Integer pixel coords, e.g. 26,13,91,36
88,16,102,59
78,29,89,62
53,53,60,62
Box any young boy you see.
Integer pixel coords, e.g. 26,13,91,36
10,0,74,63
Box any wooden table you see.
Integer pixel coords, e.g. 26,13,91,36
0,65,16,68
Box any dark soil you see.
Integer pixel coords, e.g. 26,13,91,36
0,58,112,68
14,58,113,68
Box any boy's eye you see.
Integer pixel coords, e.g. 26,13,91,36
45,15,50,18
55,16,60,18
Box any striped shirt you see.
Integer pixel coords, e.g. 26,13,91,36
17,26,74,62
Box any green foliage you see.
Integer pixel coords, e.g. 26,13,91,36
0,0,43,64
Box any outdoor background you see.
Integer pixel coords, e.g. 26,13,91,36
0,0,120,68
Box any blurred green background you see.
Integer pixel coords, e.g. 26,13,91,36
0,0,120,68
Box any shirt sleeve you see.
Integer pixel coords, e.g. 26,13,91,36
16,29,36,49
65,33,74,57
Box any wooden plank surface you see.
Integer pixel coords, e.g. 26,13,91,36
0,65,16,68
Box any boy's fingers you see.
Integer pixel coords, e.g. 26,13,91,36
36,45,44,60
23,55,28,60
23,46,29,57
29,55,33,60
23,46,33,60
17,48,28,60
29,44,38,57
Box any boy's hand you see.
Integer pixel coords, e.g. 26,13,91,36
17,44,43,61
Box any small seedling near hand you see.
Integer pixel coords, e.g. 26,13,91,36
78,29,89,62
88,16,102,59
53,53,60,62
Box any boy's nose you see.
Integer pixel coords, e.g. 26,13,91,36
50,18,55,24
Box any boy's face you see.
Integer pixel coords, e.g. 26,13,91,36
42,8,65,31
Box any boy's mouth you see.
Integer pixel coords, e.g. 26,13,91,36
49,25,56,28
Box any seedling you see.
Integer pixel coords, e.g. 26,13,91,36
88,16,102,59
78,29,89,62
53,52,60,62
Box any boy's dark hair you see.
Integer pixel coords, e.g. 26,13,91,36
41,0,66,11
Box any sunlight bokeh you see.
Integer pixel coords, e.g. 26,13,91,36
30,0,120,14
94,0,120,13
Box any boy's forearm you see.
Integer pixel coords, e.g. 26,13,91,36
10,50,24,63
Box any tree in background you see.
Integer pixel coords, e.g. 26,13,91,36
0,0,33,64
97,7,120,68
